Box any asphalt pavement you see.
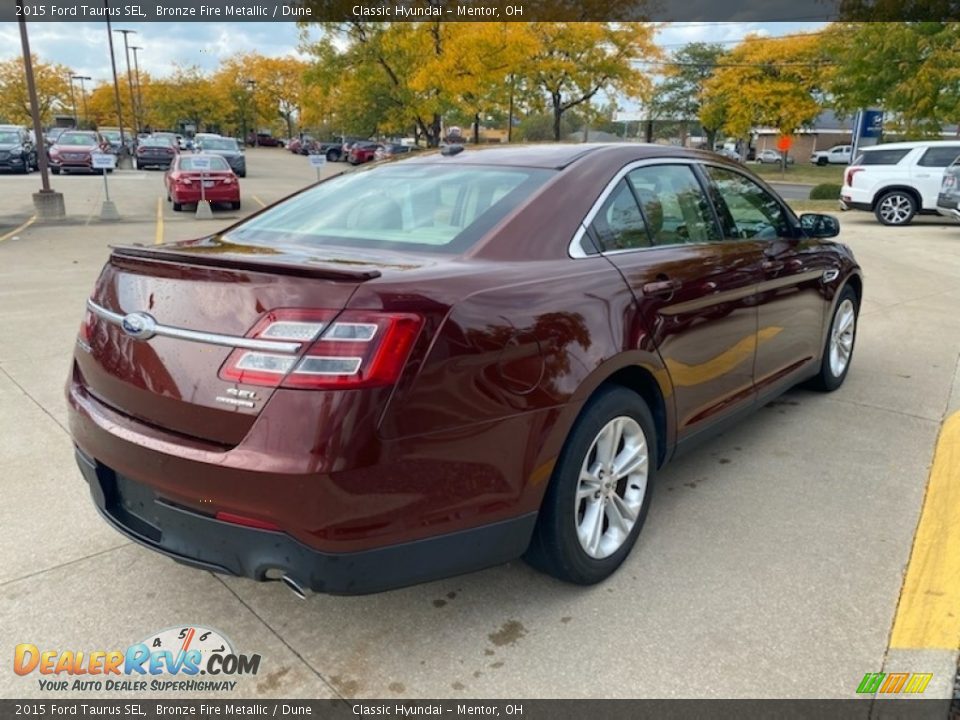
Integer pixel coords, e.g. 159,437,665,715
1,149,959,701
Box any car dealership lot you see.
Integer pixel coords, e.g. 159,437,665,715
1,149,959,700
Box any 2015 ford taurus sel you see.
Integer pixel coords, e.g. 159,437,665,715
66,144,862,596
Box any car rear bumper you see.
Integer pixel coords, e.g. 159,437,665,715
171,186,239,203
936,206,960,221
75,448,536,595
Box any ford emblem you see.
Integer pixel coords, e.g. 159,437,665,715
120,311,157,340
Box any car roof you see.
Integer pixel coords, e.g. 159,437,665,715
401,143,714,170
861,140,960,151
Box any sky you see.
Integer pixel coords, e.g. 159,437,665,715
0,21,826,83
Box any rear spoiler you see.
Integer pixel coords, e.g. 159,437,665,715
110,245,383,282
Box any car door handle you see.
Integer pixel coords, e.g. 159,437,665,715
642,279,682,296
915,173,931,178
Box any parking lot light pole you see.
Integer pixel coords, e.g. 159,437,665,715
72,75,92,127
246,79,257,147
105,8,129,168
130,46,144,130
18,3,65,219
68,73,79,128
115,29,138,134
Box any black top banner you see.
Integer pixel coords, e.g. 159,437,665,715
4,0,959,22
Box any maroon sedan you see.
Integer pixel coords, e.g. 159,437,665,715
165,154,240,211
48,131,109,174
67,144,861,596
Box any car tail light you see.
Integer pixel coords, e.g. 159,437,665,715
78,309,94,345
845,167,864,187
219,309,423,390
178,176,193,185
223,176,235,184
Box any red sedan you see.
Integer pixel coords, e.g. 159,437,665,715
165,154,240,211
347,141,380,165
68,144,861,596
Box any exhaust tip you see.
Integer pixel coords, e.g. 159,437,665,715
280,574,307,600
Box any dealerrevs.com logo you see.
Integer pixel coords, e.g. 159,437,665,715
14,625,261,692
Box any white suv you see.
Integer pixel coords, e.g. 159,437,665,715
840,140,960,225
810,145,852,165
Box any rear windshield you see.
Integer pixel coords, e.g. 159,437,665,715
200,138,238,151
856,148,911,165
0,131,20,144
179,155,230,171
224,163,553,254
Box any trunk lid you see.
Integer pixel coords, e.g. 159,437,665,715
75,240,398,446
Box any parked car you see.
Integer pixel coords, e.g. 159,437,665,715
810,145,852,166
0,126,38,173
69,144,861,596
840,140,960,225
246,132,284,148
195,136,246,177
48,130,110,174
134,136,178,170
713,148,742,162
754,149,794,165
936,158,960,221
348,141,380,165
98,127,134,156
164,153,240,211
45,126,69,146
374,143,419,161
287,137,303,154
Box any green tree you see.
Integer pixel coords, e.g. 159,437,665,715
823,22,960,137
650,43,728,147
522,22,660,141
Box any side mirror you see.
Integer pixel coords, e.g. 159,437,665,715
800,213,840,239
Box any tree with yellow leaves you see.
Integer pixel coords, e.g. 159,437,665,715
0,55,72,126
701,32,826,146
521,23,660,141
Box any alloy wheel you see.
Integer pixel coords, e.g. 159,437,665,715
829,298,856,377
877,194,913,225
575,416,649,559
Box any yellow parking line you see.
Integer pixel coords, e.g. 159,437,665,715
252,195,266,208
154,196,164,245
0,215,37,244
889,411,960,649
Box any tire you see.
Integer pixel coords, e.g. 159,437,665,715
326,149,338,162
817,157,828,166
807,285,859,392
51,167,60,175
172,202,182,212
874,190,917,226
231,201,241,210
525,386,656,585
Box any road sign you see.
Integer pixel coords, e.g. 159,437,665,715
776,135,793,152
308,154,327,168
91,153,116,170
190,155,212,171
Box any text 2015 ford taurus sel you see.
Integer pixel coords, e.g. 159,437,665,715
66,144,862,596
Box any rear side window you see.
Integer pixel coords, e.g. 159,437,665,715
917,146,960,167
856,149,910,165
224,164,553,254
588,180,650,252
627,165,720,245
